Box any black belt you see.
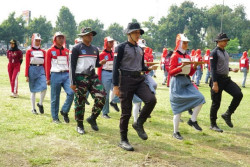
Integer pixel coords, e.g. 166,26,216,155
58,70,69,73
30,64,43,66
217,74,229,79
121,70,142,77
102,69,112,72
176,74,189,77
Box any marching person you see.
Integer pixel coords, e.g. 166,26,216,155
97,36,115,119
164,50,173,87
203,49,211,84
113,22,157,151
209,33,243,132
70,27,106,134
25,33,47,115
194,49,203,87
169,34,205,140
160,48,168,85
46,32,74,124
239,51,249,88
7,39,23,98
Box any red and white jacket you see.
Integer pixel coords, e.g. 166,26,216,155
239,51,249,70
203,49,210,71
97,49,114,80
45,46,70,80
25,48,46,77
169,51,196,77
194,49,203,70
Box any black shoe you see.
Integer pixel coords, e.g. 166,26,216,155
31,109,38,115
53,119,61,124
187,119,202,131
210,124,223,133
37,103,44,114
60,111,70,123
162,83,166,85
188,109,193,115
110,102,120,112
85,100,90,105
119,140,134,151
173,132,183,140
180,119,184,122
76,126,85,135
102,114,111,119
153,75,156,78
132,122,148,140
221,113,233,128
86,116,99,131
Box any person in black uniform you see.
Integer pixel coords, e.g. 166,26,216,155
209,33,243,132
113,22,158,151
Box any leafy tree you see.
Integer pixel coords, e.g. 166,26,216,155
27,16,53,45
55,6,77,46
106,23,126,43
0,12,26,48
225,38,239,54
78,19,105,48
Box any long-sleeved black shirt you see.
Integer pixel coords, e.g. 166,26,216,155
70,42,101,85
112,41,149,86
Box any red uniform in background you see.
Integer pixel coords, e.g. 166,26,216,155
239,51,249,71
7,40,23,97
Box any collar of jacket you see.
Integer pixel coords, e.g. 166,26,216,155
54,45,64,50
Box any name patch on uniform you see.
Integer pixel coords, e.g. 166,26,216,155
81,50,86,54
52,51,57,56
178,58,182,63
65,51,69,55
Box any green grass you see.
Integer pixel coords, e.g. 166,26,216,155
0,56,249,167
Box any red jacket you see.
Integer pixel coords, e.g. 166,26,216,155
169,51,196,77
194,49,203,70
97,49,114,80
45,46,70,80
7,50,23,64
25,48,46,77
239,51,249,70
203,49,210,71
160,48,167,66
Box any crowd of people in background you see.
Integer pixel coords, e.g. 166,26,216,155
6,22,247,151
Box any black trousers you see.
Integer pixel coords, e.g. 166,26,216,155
209,76,243,123
119,75,157,134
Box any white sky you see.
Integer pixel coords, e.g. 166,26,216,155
0,0,249,29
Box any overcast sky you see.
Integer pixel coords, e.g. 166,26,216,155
0,0,249,29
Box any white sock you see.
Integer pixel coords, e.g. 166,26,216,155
110,90,114,102
173,114,181,133
133,102,140,123
191,104,203,122
39,90,46,105
31,93,36,110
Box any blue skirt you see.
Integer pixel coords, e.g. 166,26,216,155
170,75,205,115
28,66,47,93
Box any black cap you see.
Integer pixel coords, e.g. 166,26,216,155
78,27,97,36
124,22,144,35
214,33,230,42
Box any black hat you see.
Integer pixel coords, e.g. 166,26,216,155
78,27,97,36
214,33,230,42
124,22,144,35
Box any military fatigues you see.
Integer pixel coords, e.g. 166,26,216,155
70,42,106,121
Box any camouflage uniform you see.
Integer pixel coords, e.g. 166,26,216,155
74,74,106,121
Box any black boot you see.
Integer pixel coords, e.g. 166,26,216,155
76,121,85,135
210,121,223,133
132,117,148,140
86,114,99,131
60,111,70,123
37,103,44,114
221,111,233,128
118,133,134,151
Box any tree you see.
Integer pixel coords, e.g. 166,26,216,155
55,6,77,46
0,12,26,48
78,19,105,48
225,38,240,54
27,16,53,45
241,29,250,52
106,23,126,43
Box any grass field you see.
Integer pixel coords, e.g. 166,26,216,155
0,56,249,167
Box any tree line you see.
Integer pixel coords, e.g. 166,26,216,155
0,1,249,54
